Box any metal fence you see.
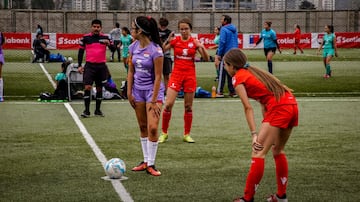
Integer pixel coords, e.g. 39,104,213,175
0,9,359,34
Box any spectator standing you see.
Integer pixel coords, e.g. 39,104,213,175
293,24,304,54
109,22,121,62
158,17,173,94
127,16,164,176
208,26,221,81
36,24,43,35
254,21,282,74
0,31,5,102
77,19,110,118
120,27,132,73
317,25,338,78
223,49,298,202
216,15,238,97
158,18,209,143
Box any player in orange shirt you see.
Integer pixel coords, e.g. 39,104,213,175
158,18,209,143
224,48,298,202
293,24,304,54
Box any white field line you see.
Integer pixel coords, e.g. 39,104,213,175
37,61,133,202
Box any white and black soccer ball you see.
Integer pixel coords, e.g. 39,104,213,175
104,158,126,179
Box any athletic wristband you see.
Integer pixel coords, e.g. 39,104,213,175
251,131,257,136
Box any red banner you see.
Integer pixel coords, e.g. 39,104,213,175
56,33,83,50
198,33,243,49
335,32,360,48
3,33,32,49
2,32,359,50
277,33,312,49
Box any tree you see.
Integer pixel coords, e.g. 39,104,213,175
31,0,55,9
12,0,28,9
108,0,121,10
299,0,316,10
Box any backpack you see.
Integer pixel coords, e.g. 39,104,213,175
49,53,66,62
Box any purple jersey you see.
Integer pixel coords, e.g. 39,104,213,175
129,40,164,90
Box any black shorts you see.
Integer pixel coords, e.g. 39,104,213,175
264,47,277,56
83,62,108,87
163,57,173,75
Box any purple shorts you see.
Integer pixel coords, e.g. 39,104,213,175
132,86,165,103
0,53,5,64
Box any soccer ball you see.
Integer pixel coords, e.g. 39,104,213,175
104,158,126,179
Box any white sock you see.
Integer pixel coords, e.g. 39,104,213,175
140,137,148,163
0,78,3,99
147,140,159,166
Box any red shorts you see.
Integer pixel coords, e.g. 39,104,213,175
263,104,298,129
167,71,196,93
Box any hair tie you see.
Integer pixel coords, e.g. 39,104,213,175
134,18,150,34
243,63,250,69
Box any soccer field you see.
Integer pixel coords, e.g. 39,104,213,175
0,98,360,201
1,48,360,201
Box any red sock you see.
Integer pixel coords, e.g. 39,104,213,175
162,109,171,134
274,153,288,197
184,111,192,135
243,158,265,201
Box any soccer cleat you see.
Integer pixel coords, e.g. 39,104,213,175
233,197,253,202
80,111,90,118
131,161,147,171
229,93,238,98
183,135,195,143
323,74,330,79
94,110,104,117
146,165,161,176
158,132,168,143
216,93,224,98
266,194,288,202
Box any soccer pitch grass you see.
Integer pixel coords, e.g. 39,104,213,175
0,98,359,201
1,48,360,201
2,48,360,100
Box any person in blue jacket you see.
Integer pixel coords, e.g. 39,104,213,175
215,15,239,98
254,21,282,74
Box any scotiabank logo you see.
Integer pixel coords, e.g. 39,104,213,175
58,37,81,45
6,37,31,44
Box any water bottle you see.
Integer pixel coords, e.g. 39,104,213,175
211,86,216,98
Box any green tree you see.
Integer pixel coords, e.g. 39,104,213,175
12,0,28,9
299,0,316,10
31,0,55,9
108,0,120,10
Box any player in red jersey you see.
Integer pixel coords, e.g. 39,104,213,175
223,48,298,202
158,18,209,143
293,24,304,54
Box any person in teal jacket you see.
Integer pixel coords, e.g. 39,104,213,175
254,21,282,74
317,25,338,78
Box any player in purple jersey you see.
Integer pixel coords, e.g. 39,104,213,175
0,31,5,102
77,19,110,118
127,16,164,176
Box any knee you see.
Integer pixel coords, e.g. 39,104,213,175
139,124,147,134
184,105,192,112
164,103,174,111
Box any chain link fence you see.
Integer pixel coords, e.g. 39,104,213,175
0,10,359,34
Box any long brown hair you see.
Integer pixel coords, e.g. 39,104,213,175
223,48,292,101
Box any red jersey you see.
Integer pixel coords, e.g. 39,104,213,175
170,36,197,73
232,69,297,108
294,28,301,40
